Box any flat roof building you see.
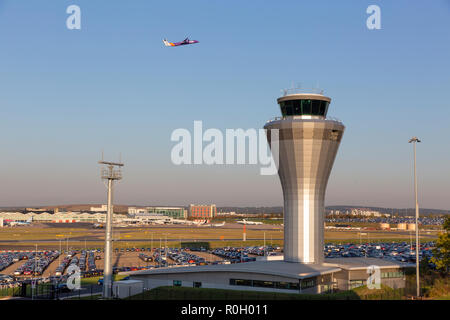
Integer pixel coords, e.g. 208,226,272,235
188,204,217,219
128,257,412,294
128,207,186,219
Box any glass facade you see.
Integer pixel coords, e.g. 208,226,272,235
349,280,365,289
279,99,329,117
173,280,182,287
147,207,185,219
381,271,405,278
301,278,316,289
229,278,311,291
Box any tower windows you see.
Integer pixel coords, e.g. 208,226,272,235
279,99,329,117
302,100,312,114
311,100,321,115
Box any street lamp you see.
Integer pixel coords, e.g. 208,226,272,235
408,136,421,298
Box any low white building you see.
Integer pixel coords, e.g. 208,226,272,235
90,205,107,212
128,258,412,295
112,280,144,299
0,211,126,223
128,207,148,214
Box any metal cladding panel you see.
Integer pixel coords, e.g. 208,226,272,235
264,119,344,263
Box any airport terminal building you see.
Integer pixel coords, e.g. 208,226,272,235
128,257,411,294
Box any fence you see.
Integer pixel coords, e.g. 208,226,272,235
0,283,102,300
0,283,425,300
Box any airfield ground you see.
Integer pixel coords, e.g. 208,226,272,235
0,222,440,252
0,222,442,283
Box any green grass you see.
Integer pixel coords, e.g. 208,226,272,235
125,284,418,301
352,285,406,300
126,286,363,300
414,272,450,299
66,294,102,300
0,286,21,298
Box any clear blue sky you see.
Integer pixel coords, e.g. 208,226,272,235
0,0,449,209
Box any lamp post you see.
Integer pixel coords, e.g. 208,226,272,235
408,136,421,298
99,159,124,299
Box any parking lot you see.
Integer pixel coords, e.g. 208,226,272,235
0,240,438,299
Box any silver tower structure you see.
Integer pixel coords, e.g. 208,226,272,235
264,89,345,264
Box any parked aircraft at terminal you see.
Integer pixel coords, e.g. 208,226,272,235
236,219,263,225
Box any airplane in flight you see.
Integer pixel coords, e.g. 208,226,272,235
163,37,199,47
236,219,263,225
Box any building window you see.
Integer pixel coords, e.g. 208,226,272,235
349,280,365,289
301,278,316,289
253,280,275,288
311,100,321,115
302,100,312,114
230,279,253,286
280,99,329,117
276,282,291,290
322,284,332,293
229,278,300,291
173,280,182,287
381,271,404,279
293,100,302,114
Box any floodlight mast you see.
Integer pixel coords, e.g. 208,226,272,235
408,137,421,298
98,160,123,299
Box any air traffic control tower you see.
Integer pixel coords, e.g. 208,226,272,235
264,89,345,264
129,89,410,295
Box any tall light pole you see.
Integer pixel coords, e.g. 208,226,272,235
99,159,124,299
409,136,421,297
263,232,266,257
32,244,37,300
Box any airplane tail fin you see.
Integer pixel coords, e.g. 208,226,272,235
163,39,173,47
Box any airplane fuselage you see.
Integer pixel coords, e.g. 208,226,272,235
164,39,199,47
174,40,199,46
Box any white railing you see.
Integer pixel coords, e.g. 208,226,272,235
281,87,324,96
266,116,343,123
